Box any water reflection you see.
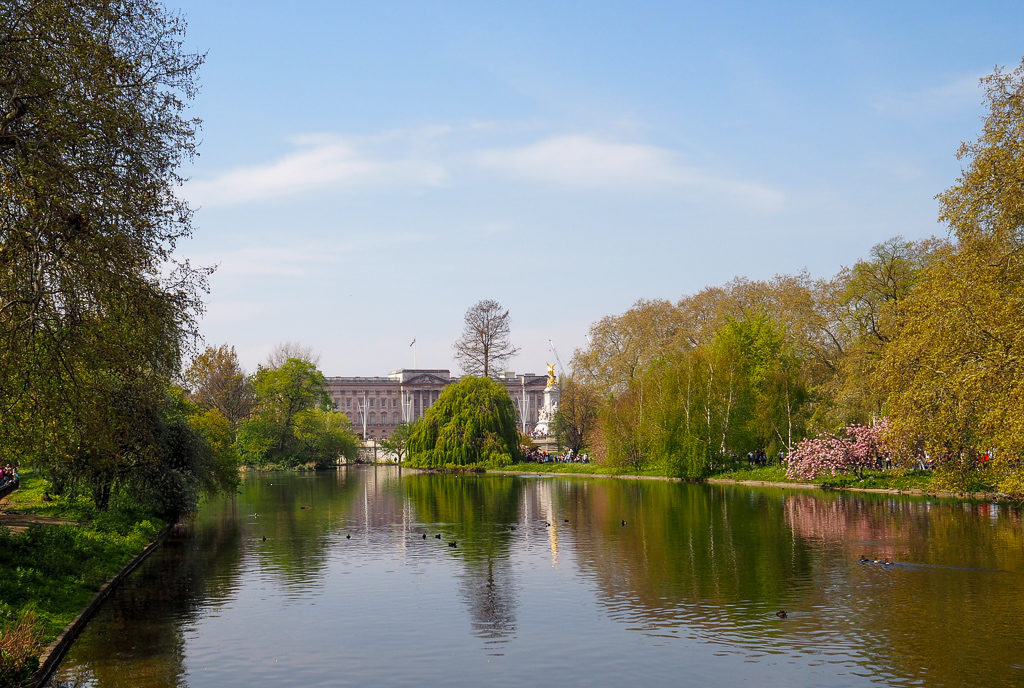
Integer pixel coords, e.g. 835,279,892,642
51,500,245,687
48,468,1024,688
404,475,520,642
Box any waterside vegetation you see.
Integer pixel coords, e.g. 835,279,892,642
0,470,165,686
406,377,522,469
548,60,1024,500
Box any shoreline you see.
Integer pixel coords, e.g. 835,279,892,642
486,468,1013,503
24,521,175,688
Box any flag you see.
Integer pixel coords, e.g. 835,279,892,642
409,338,416,347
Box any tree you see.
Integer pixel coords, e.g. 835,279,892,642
266,341,320,369
552,377,598,454
188,407,241,490
0,0,209,495
407,377,522,468
380,422,415,463
183,345,253,426
572,299,685,395
453,300,520,377
292,408,360,468
878,60,1024,494
785,420,889,481
237,358,356,468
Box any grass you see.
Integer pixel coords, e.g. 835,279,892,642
496,460,997,496
709,464,789,482
0,469,166,686
815,469,939,491
500,462,669,477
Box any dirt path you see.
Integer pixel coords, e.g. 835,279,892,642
0,491,73,532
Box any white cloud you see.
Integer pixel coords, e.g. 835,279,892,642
182,134,447,207
475,134,784,211
181,127,783,212
873,73,983,116
187,232,431,278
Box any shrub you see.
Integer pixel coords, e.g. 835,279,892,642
0,610,43,688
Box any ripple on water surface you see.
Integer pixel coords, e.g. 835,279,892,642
46,468,1024,688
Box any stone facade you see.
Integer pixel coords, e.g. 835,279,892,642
325,369,550,439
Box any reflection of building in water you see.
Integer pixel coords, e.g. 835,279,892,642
325,369,549,438
518,478,560,566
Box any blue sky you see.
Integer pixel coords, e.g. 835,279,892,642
171,1,1023,376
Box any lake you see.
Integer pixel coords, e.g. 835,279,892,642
46,466,1024,687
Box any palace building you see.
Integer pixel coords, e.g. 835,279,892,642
325,368,551,439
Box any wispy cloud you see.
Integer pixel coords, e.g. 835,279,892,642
475,134,784,211
182,133,447,207
182,127,783,211
188,232,431,278
201,298,270,324
873,73,983,116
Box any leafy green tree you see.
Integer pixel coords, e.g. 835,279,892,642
188,406,242,489
380,421,415,463
407,377,522,468
879,60,1024,495
237,358,356,468
0,0,210,500
292,408,360,468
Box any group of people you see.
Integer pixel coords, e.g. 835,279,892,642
524,448,590,464
1,463,19,490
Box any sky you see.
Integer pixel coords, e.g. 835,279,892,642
169,0,1024,377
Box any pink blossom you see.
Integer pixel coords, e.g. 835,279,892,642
786,418,890,481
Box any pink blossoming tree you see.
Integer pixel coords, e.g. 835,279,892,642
786,419,890,480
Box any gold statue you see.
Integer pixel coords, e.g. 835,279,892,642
545,362,556,389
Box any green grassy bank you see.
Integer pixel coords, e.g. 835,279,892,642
0,470,165,687
495,462,996,497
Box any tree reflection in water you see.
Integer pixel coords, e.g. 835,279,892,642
50,503,245,688
404,473,521,642
45,469,1024,688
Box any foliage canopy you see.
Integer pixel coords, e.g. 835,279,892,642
407,376,522,468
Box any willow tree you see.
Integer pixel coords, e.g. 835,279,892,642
878,60,1024,494
0,0,209,502
407,376,521,468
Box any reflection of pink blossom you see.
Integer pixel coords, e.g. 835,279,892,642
786,419,890,480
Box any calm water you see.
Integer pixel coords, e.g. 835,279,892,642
48,467,1024,687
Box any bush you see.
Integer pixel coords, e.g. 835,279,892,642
667,437,709,480
0,610,43,688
